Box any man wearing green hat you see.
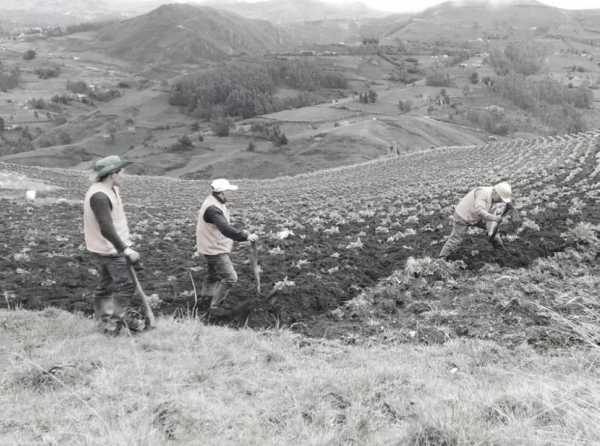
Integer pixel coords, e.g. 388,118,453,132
83,155,144,335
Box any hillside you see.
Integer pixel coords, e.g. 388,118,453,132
94,4,289,64
2,129,600,349
2,308,600,445
382,1,586,42
209,0,386,24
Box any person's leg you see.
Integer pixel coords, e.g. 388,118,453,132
439,220,468,259
104,256,143,332
92,254,115,321
201,255,220,298
209,254,238,316
486,202,507,248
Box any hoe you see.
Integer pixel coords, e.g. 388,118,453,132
128,263,157,329
487,202,512,242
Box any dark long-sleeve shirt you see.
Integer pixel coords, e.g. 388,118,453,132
90,192,127,253
203,206,248,242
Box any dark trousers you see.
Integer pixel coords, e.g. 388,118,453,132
202,254,238,314
439,213,503,258
91,253,136,321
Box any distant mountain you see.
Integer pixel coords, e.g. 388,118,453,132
0,0,146,26
380,1,587,42
209,0,387,24
95,4,290,64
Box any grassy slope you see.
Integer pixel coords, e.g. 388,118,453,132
2,309,600,445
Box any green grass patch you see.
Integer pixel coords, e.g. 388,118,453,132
1,308,600,445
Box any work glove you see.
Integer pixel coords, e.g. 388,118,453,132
123,247,140,264
247,233,259,243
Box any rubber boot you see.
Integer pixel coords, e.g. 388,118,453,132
200,279,219,299
209,282,233,317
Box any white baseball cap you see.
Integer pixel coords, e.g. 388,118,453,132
211,178,239,192
493,182,512,203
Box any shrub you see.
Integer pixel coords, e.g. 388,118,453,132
504,41,547,75
34,65,61,79
178,135,193,148
210,117,233,137
425,68,452,87
167,135,194,152
273,131,288,147
466,108,511,135
398,99,412,113
0,66,20,91
27,98,49,110
250,122,288,145
489,41,547,76
368,89,377,103
359,90,377,104
66,80,89,94
51,94,72,105
482,76,494,87
493,74,593,132
23,50,36,60
90,88,120,102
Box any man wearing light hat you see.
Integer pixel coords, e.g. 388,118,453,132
196,178,258,317
83,155,144,334
439,182,513,259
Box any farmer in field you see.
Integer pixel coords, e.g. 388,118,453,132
83,155,144,335
438,182,513,259
196,178,258,317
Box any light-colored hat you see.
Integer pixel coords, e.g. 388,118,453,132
211,178,239,192
93,155,131,178
494,182,512,203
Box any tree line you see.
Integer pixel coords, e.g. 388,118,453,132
169,59,348,119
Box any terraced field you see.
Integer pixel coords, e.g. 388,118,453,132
2,130,600,348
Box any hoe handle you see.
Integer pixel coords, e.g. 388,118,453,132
128,263,156,329
250,241,261,295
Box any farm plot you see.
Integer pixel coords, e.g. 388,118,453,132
2,130,600,347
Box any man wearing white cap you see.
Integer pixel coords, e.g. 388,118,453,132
196,178,258,316
439,182,513,259
83,155,144,334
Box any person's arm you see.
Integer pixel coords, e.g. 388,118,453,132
90,192,128,252
204,206,248,242
473,190,500,222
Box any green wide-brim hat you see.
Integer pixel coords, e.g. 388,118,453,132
93,155,132,178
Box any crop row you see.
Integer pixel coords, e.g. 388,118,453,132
1,130,600,325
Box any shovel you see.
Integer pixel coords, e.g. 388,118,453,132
127,263,157,329
250,241,261,295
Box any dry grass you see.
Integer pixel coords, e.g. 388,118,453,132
1,308,599,445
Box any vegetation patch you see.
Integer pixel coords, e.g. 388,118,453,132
170,59,347,119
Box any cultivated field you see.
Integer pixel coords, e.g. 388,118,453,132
3,3,600,443
2,130,600,351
